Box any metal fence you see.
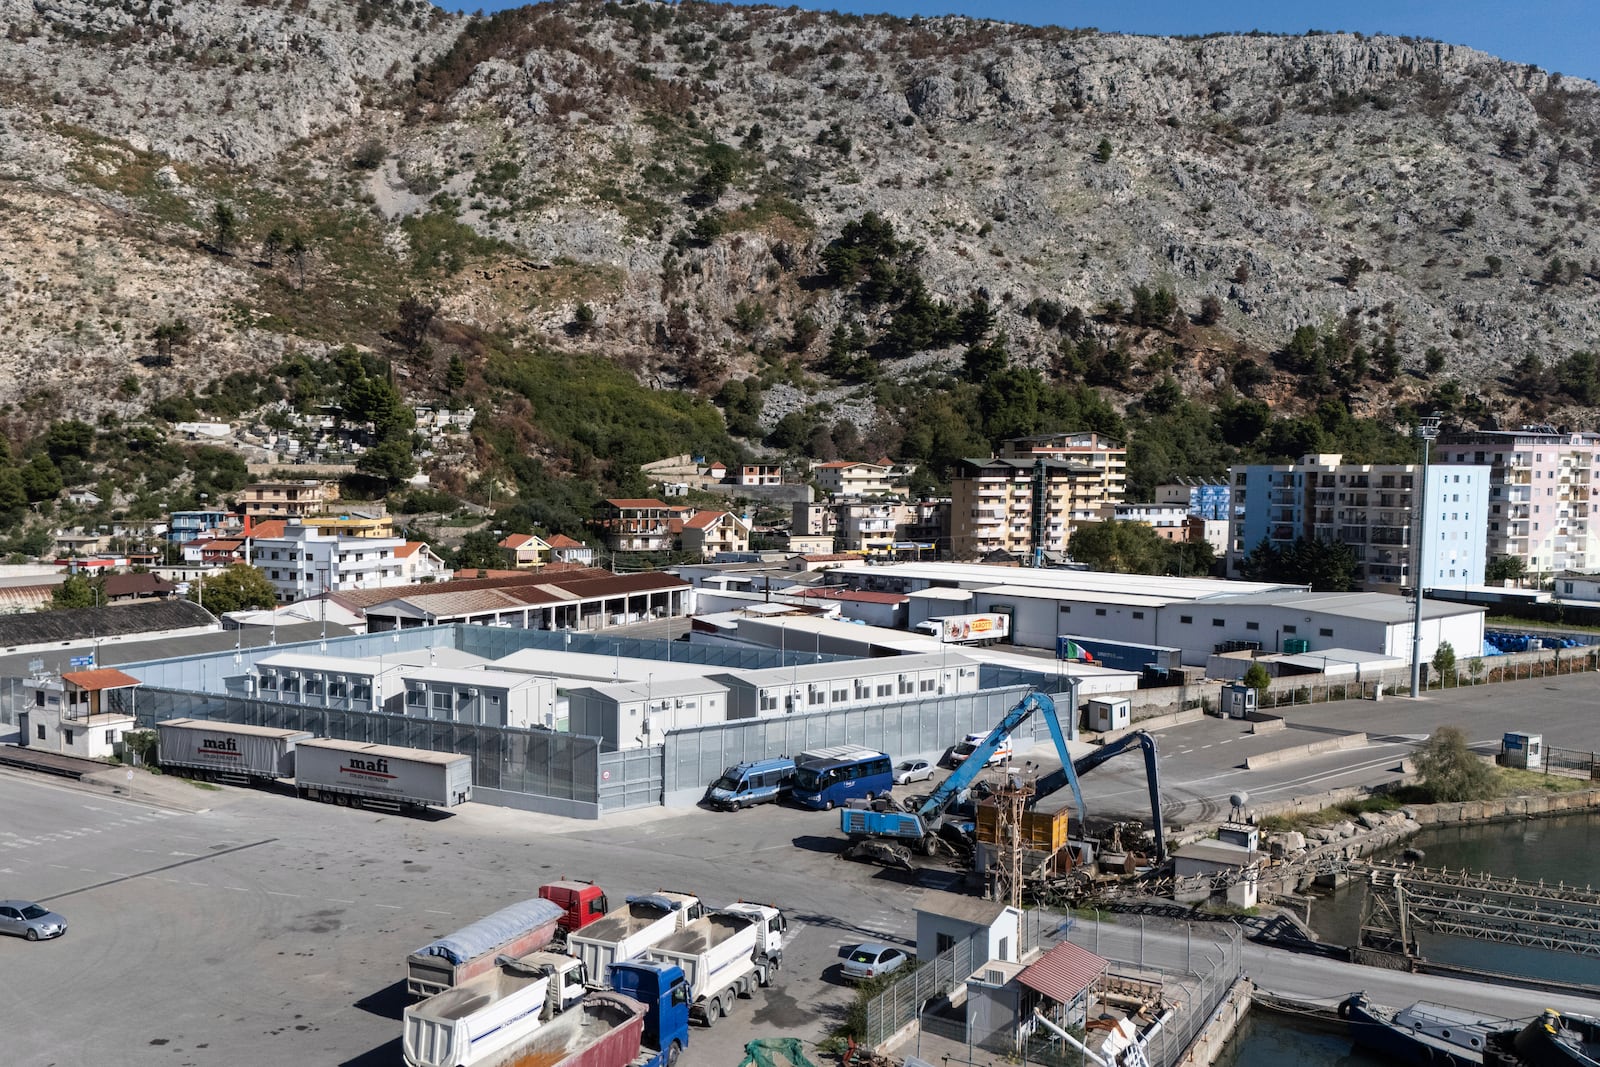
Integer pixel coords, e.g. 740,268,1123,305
870,913,1243,1067
1544,744,1600,780
865,909,1055,1048
128,687,603,811
662,684,1067,802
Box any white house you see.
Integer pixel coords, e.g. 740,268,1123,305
248,520,408,602
395,541,452,583
1556,572,1600,604
915,889,1023,965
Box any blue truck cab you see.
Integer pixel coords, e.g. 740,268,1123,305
610,959,690,1067
703,757,796,810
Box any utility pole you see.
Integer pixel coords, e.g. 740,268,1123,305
1409,413,1441,698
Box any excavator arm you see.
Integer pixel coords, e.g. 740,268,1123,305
1033,729,1166,861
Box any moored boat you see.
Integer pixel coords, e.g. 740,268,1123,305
1509,1010,1600,1067
1339,991,1513,1066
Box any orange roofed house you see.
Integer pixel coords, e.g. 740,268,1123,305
679,511,752,561
21,667,141,759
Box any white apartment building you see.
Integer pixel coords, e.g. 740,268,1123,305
1226,454,1490,594
249,521,408,603
812,460,895,497
1436,428,1600,575
1112,503,1191,542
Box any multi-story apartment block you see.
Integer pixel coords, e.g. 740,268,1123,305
949,458,1103,560
1226,454,1490,594
1154,479,1232,521
999,432,1127,516
594,498,678,553
166,510,236,544
792,502,839,538
833,499,906,556
1436,428,1600,575
249,521,407,602
812,460,895,498
237,480,335,520
1112,503,1192,542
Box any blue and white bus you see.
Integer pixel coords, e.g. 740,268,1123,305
791,746,893,810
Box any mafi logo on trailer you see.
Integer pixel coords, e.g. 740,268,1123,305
200,737,240,757
340,756,396,780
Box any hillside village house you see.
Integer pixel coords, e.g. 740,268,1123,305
499,532,551,568
680,511,752,560
395,541,451,583
595,498,678,553
249,521,407,602
737,463,783,487
546,534,595,566
238,479,335,520
812,460,895,497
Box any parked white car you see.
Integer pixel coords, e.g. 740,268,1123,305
893,759,934,785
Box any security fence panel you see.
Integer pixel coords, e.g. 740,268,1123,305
599,746,664,810
132,686,601,814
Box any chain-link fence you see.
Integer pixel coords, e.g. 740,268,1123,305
129,686,603,809
870,913,1243,1067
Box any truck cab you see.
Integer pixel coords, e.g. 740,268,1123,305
539,880,609,937
610,960,690,1067
722,902,786,967
703,758,796,810
515,950,589,1018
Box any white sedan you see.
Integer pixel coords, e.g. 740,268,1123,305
894,759,934,784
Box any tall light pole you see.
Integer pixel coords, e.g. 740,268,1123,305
1409,413,1441,698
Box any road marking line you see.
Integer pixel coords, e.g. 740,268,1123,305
1219,739,1234,744
1201,744,1215,750
326,898,355,904
375,904,401,910
49,863,71,869
225,886,248,892
185,881,208,887
266,891,303,898
424,909,451,915
78,868,96,873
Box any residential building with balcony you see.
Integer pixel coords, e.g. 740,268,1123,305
1112,503,1192,542
834,499,908,556
1436,427,1600,576
812,460,894,497
949,457,1103,561
1226,454,1490,594
238,480,335,520
680,511,752,560
999,431,1127,511
736,463,784,487
167,510,236,544
499,532,550,568
248,520,407,603
594,498,680,554
545,534,595,566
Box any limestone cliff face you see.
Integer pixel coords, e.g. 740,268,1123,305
1,0,1598,428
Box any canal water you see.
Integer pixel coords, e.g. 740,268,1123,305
1222,810,1600,1064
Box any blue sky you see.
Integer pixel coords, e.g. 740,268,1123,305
442,1,1600,84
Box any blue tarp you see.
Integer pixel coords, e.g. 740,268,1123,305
413,897,564,965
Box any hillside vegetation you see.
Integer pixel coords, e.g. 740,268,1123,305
3,0,1600,538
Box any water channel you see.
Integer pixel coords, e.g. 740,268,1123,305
1220,809,1600,1064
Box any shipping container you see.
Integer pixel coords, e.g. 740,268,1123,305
156,718,313,781
293,737,471,812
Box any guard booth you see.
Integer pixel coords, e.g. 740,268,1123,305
1086,697,1131,733
1501,732,1543,770
1221,684,1258,720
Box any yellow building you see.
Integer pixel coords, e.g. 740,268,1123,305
999,432,1126,521
949,458,1105,560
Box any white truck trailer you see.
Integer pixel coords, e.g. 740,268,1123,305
566,892,703,990
643,904,785,1027
292,737,471,813
403,951,589,1067
156,718,313,783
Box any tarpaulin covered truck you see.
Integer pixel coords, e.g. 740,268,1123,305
156,718,312,782
407,897,567,999
292,737,471,813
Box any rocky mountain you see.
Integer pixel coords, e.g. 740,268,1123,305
4,0,1600,445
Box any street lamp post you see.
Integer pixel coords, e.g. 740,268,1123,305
1409,413,1442,698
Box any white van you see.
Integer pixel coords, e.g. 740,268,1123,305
950,732,1012,767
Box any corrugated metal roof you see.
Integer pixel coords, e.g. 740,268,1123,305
1016,941,1108,1003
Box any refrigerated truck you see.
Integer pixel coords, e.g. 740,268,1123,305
156,718,313,783
292,737,471,813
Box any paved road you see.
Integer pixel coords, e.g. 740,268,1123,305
0,672,1595,1064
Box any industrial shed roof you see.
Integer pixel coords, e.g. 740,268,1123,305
1016,941,1108,1004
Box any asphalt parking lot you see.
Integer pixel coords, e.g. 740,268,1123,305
1,672,1594,1065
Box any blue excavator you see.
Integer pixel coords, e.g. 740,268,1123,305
839,687,1166,870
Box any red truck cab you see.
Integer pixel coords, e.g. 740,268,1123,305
540,880,609,934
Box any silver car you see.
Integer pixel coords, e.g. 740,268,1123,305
894,759,934,785
0,900,66,941
841,942,909,983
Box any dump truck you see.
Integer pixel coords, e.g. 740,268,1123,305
539,880,610,944
408,989,652,1067
402,951,590,1067
566,892,703,990
407,897,568,999
293,737,472,813
156,718,312,783
610,960,692,1067
643,903,785,1027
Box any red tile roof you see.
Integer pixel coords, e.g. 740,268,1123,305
604,498,670,510
394,541,427,558
61,668,143,691
1016,941,1107,1004
499,533,542,549
683,510,731,530
546,534,586,549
